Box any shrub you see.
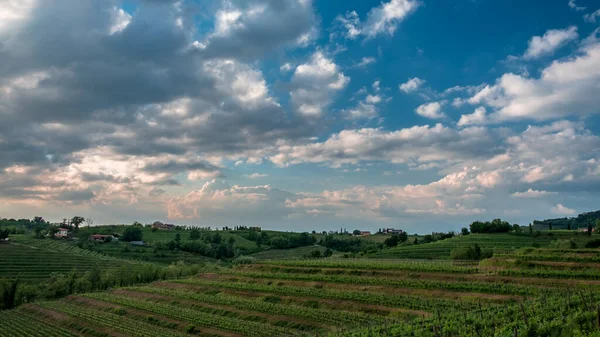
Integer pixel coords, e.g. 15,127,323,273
584,239,600,248
232,255,256,265
450,244,493,260
185,324,196,333
549,239,577,249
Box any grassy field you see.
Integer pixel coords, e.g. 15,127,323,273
3,246,600,336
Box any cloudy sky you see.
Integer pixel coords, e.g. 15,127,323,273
1,0,599,232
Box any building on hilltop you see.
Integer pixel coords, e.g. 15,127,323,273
384,228,404,234
54,228,70,238
89,234,118,243
152,221,175,231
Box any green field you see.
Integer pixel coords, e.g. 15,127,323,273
2,250,600,336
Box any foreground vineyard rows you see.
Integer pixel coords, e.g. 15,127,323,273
2,250,600,337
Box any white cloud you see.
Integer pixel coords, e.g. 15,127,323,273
511,189,557,198
0,0,36,36
291,51,349,116
466,36,600,122
551,203,577,215
355,57,377,68
399,77,426,93
335,11,361,39
203,59,276,108
335,0,420,39
415,101,446,119
280,63,294,72
458,107,488,126
362,0,420,38
246,173,268,179
584,10,600,23
109,7,132,35
568,0,586,12
523,26,578,60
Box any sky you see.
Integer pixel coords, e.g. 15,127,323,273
1,0,600,233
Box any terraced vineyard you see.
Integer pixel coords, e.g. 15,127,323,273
370,233,566,259
2,251,600,336
0,241,130,282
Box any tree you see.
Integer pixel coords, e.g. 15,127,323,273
85,217,94,229
255,235,263,248
595,219,600,233
512,224,521,233
529,223,533,234
461,227,470,236
384,235,399,247
33,216,45,224
189,229,200,240
0,229,9,241
71,216,85,231
174,233,181,249
323,248,333,257
352,230,361,236
122,227,143,242
588,222,593,236
398,231,408,243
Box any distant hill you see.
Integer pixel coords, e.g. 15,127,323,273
533,210,600,230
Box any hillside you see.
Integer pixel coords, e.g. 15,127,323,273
369,233,567,259
533,209,600,230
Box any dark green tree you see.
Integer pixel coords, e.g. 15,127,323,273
189,229,200,240
352,230,361,236
122,227,143,242
71,216,85,231
461,227,470,236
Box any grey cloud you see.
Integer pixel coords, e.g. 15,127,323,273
200,0,317,60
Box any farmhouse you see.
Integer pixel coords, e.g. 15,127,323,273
152,221,175,230
54,228,70,238
89,234,117,243
360,231,371,236
384,228,404,234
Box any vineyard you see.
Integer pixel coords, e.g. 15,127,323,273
0,240,131,282
370,233,577,259
3,247,600,336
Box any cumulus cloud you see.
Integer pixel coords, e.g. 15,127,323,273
415,101,446,119
511,189,557,198
464,34,600,122
523,26,578,60
290,51,349,116
199,0,317,59
399,77,426,93
343,83,386,120
551,203,577,215
458,107,488,127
